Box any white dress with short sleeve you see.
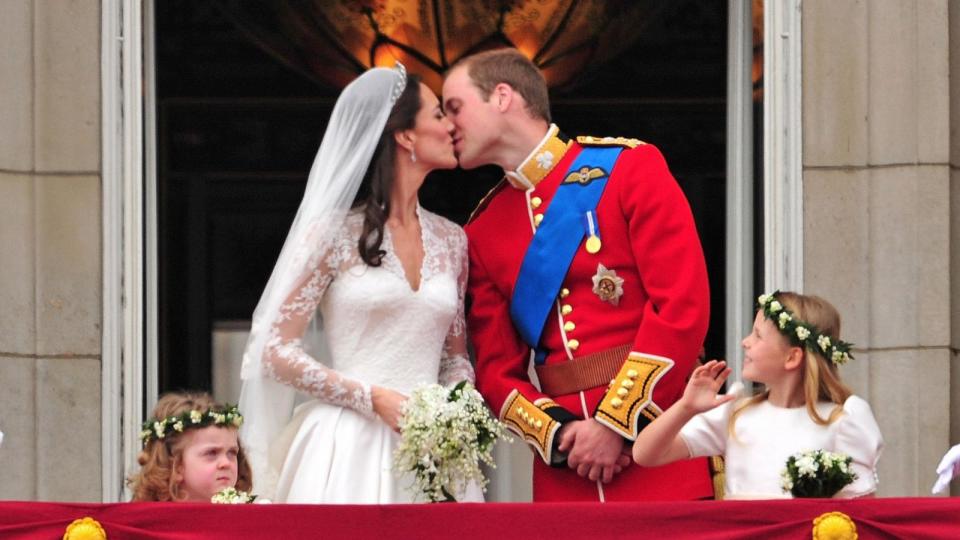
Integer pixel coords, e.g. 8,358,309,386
261,206,480,503
679,383,884,499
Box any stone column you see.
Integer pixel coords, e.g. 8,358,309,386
0,0,102,501
803,0,951,496
950,0,960,499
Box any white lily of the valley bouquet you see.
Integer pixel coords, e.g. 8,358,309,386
393,381,509,502
781,449,857,498
210,487,257,504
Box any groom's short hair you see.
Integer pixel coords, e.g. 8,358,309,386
453,48,551,123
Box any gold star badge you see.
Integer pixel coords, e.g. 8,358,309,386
592,264,624,305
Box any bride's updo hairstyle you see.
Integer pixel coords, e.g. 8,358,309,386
355,73,422,266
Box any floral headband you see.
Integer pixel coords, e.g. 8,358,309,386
757,292,854,366
140,405,243,446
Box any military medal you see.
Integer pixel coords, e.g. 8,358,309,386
585,235,602,254
592,263,624,305
583,211,601,254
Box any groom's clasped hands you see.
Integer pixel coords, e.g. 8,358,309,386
558,419,633,483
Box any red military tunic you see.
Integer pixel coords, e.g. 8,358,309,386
466,125,713,501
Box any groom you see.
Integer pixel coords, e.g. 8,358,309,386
443,48,713,501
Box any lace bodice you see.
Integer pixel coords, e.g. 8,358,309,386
261,206,474,418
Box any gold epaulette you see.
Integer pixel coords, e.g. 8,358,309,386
467,178,508,224
576,135,645,149
594,352,674,440
500,390,563,464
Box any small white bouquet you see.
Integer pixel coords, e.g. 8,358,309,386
781,449,857,498
210,487,257,504
393,381,509,502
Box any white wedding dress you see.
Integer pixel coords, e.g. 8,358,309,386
261,205,481,504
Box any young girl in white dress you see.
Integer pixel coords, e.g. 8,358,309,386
632,291,883,499
238,65,479,503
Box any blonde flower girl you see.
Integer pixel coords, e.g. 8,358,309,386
632,291,883,499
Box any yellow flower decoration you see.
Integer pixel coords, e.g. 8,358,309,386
812,511,857,540
63,517,107,540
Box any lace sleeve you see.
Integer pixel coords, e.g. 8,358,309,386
261,231,374,418
439,227,475,387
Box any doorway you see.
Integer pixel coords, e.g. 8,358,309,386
154,0,742,403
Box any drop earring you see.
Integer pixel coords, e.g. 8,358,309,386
410,148,417,163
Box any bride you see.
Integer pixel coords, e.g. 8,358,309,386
238,64,478,503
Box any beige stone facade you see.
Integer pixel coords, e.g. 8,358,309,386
0,0,102,501
0,0,958,501
803,0,957,496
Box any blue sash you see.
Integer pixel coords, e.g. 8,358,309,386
509,146,623,363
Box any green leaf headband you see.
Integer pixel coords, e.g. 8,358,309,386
140,404,243,446
757,291,854,366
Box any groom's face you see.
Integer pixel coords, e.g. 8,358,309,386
442,66,499,170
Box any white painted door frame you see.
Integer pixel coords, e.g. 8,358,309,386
726,0,803,377
763,0,804,293
101,0,152,502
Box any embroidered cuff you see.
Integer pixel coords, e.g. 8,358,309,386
594,352,674,440
500,390,567,465
540,401,578,467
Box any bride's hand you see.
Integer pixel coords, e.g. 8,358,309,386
372,386,408,432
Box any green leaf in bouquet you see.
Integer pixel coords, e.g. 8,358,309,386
449,380,469,401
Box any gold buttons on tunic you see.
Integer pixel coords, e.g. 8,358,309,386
560,288,570,298
616,387,629,398
621,379,635,389
533,213,544,226
563,321,575,332
531,196,542,209
567,339,580,351
561,304,573,315
610,397,623,409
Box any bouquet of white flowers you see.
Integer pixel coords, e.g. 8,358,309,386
393,381,509,502
210,487,257,504
781,449,857,498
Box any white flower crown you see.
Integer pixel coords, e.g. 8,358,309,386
139,404,243,445
757,291,854,366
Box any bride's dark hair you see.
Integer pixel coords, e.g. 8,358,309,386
354,73,422,267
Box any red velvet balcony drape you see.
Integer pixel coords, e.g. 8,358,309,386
2,498,959,540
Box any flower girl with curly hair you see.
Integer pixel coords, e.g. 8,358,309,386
128,391,253,502
632,291,884,499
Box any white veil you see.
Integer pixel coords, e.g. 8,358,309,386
238,64,408,498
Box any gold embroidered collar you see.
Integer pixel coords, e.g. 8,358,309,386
504,124,571,190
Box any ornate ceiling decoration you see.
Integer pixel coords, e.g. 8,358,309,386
217,0,673,92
